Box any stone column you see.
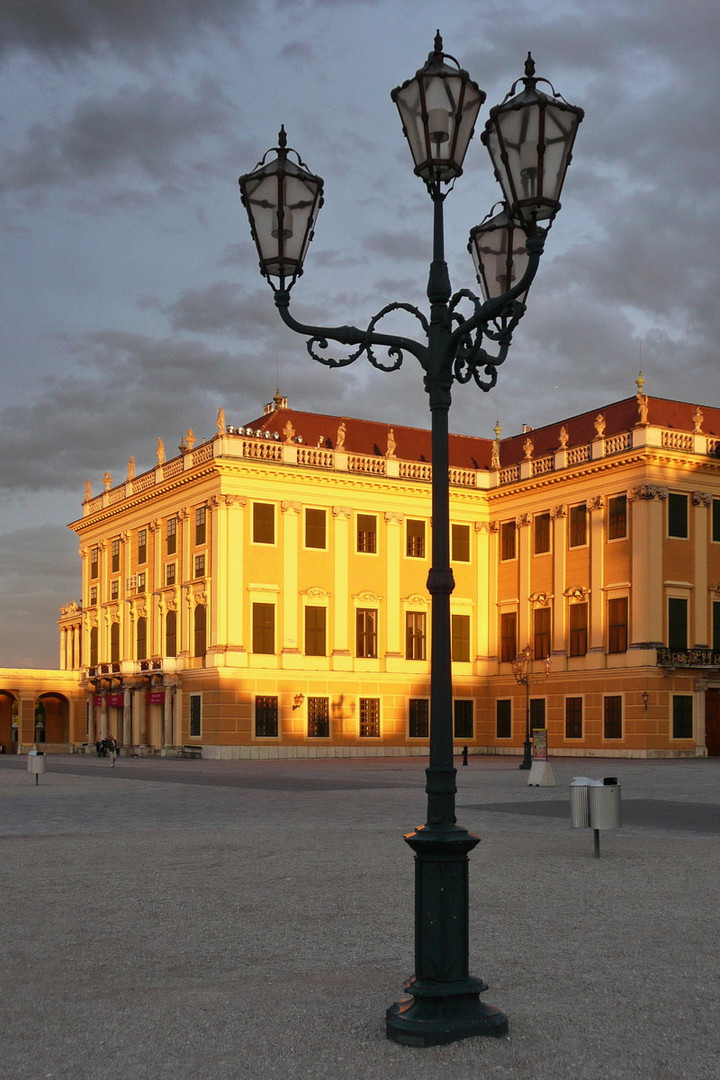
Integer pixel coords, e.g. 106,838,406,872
281,501,301,664
332,506,353,669
628,486,667,648
692,492,712,646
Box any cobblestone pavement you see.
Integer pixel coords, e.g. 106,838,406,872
1,754,719,1079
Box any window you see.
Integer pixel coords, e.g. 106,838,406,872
255,695,278,737
111,538,120,573
451,614,470,662
569,504,587,547
90,586,97,606
136,616,147,661
533,608,551,662
454,699,474,739
672,695,693,739
500,520,517,561
194,603,206,658
500,611,517,663
189,694,202,738
569,603,588,657
713,499,720,543
110,580,119,601
409,698,429,738
305,508,326,549
166,517,177,555
496,699,512,739
194,554,205,579
137,528,147,564
565,697,583,740
195,505,206,545
713,601,720,652
252,603,275,654
359,698,380,737
137,572,146,593
110,622,120,664
90,626,98,668
304,606,326,656
603,695,623,739
668,493,688,538
166,563,176,587
165,609,177,657
406,519,426,558
90,547,99,580
607,597,628,654
357,514,377,553
405,611,427,661
530,698,546,731
356,608,378,658
534,513,551,555
308,697,329,738
668,598,688,651
452,523,470,562
253,502,274,544
607,495,627,540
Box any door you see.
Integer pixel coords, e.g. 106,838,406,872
706,689,720,756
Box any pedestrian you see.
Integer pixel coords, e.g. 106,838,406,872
108,735,118,766
461,745,469,766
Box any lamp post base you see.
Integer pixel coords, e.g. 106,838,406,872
386,976,508,1046
518,740,532,770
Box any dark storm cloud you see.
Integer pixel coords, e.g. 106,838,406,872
0,79,232,196
0,0,253,61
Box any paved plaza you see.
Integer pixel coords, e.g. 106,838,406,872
1,752,719,1080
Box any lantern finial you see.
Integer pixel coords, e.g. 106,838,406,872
524,52,535,80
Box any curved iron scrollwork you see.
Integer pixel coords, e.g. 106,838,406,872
448,289,526,391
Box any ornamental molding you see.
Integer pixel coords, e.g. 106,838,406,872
332,506,353,519
384,511,404,525
476,520,498,533
627,484,668,501
515,513,531,528
529,591,553,606
302,587,331,600
353,590,383,603
281,501,301,514
564,586,589,600
550,505,567,519
586,496,604,511
692,491,712,507
402,593,428,608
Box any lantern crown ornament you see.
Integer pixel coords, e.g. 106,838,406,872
482,53,584,231
391,31,486,189
238,125,324,289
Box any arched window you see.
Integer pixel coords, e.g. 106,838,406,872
194,604,206,658
165,609,177,658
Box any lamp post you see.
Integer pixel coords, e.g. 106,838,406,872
239,33,582,1048
512,645,552,770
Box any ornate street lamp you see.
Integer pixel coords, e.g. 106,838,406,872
239,32,582,1048
512,645,552,770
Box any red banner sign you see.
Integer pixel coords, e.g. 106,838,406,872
107,693,125,708
147,691,165,705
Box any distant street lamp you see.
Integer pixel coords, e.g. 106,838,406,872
239,32,582,1048
512,644,552,770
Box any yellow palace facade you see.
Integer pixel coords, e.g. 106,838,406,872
44,385,720,760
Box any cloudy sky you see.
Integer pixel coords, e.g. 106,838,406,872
1,0,718,668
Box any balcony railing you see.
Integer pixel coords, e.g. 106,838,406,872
657,647,720,669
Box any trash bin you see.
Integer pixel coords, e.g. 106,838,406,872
569,778,592,828
588,779,622,829
28,751,46,784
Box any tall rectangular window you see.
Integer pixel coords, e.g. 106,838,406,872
451,523,470,562
255,695,278,737
304,606,327,656
454,699,474,739
604,695,623,739
569,603,588,657
195,505,206,545
405,611,427,660
533,608,551,662
165,609,177,657
406,519,426,558
530,698,546,731
166,517,177,555
136,616,147,661
193,604,206,658
137,528,147,565
451,614,470,662
713,601,720,652
500,611,517,663
307,697,329,738
408,699,429,738
356,608,377,658
534,512,551,555
668,598,688,650
253,502,274,544
111,538,120,573
569,504,587,547
305,508,326,549
357,514,377,553
194,554,205,579
607,495,627,540
110,580,119,601
713,499,720,543
668,493,688,538
496,699,512,739
165,563,176,587
672,695,693,739
565,697,583,739
252,603,275,654
607,597,628,653
359,698,380,737
500,520,517,561
90,547,99,580
189,694,202,738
